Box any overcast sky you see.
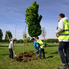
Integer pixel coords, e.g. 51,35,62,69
0,0,69,39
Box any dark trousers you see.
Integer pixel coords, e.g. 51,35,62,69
58,42,69,64
9,49,13,58
39,48,45,59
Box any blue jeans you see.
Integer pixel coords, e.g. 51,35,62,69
39,48,45,59
58,42,69,64
35,47,39,55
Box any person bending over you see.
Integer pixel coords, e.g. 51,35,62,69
31,38,40,55
9,38,17,59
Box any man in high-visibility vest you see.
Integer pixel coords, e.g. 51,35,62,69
56,13,69,69
35,37,46,59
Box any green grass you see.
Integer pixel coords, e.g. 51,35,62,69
0,43,62,69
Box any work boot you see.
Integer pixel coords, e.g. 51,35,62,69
58,64,68,69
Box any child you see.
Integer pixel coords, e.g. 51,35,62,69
31,38,40,55
9,38,17,59
35,37,47,59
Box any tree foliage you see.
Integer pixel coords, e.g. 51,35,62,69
25,1,42,37
0,29,3,42
23,33,30,43
23,33,27,40
5,31,13,40
25,37,30,43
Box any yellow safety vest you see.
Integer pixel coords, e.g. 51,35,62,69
58,19,69,40
37,40,45,49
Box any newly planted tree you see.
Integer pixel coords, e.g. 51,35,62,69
22,1,42,57
25,1,42,37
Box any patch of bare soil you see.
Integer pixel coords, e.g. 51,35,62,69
15,51,35,62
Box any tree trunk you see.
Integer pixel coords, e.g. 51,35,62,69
23,24,27,57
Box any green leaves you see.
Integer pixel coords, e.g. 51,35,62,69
23,33,27,40
25,1,42,37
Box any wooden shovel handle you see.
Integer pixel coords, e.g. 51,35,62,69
7,34,11,42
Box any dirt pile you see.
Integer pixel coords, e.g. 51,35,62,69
15,51,35,62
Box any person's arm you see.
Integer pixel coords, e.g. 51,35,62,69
34,42,36,49
56,20,64,37
56,20,64,34
37,43,39,49
35,43,39,53
56,28,64,34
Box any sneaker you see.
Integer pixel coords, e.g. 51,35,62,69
59,64,68,69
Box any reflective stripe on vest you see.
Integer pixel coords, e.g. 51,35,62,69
58,19,69,40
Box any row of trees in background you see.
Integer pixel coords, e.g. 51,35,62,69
2,39,58,43
43,39,58,43
0,29,3,42
5,31,13,41
0,29,31,43
0,29,13,42
16,39,58,43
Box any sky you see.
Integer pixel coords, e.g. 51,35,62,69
0,0,69,40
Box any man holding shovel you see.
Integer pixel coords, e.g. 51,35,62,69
9,38,17,59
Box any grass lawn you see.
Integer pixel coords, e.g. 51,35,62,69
0,43,62,69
